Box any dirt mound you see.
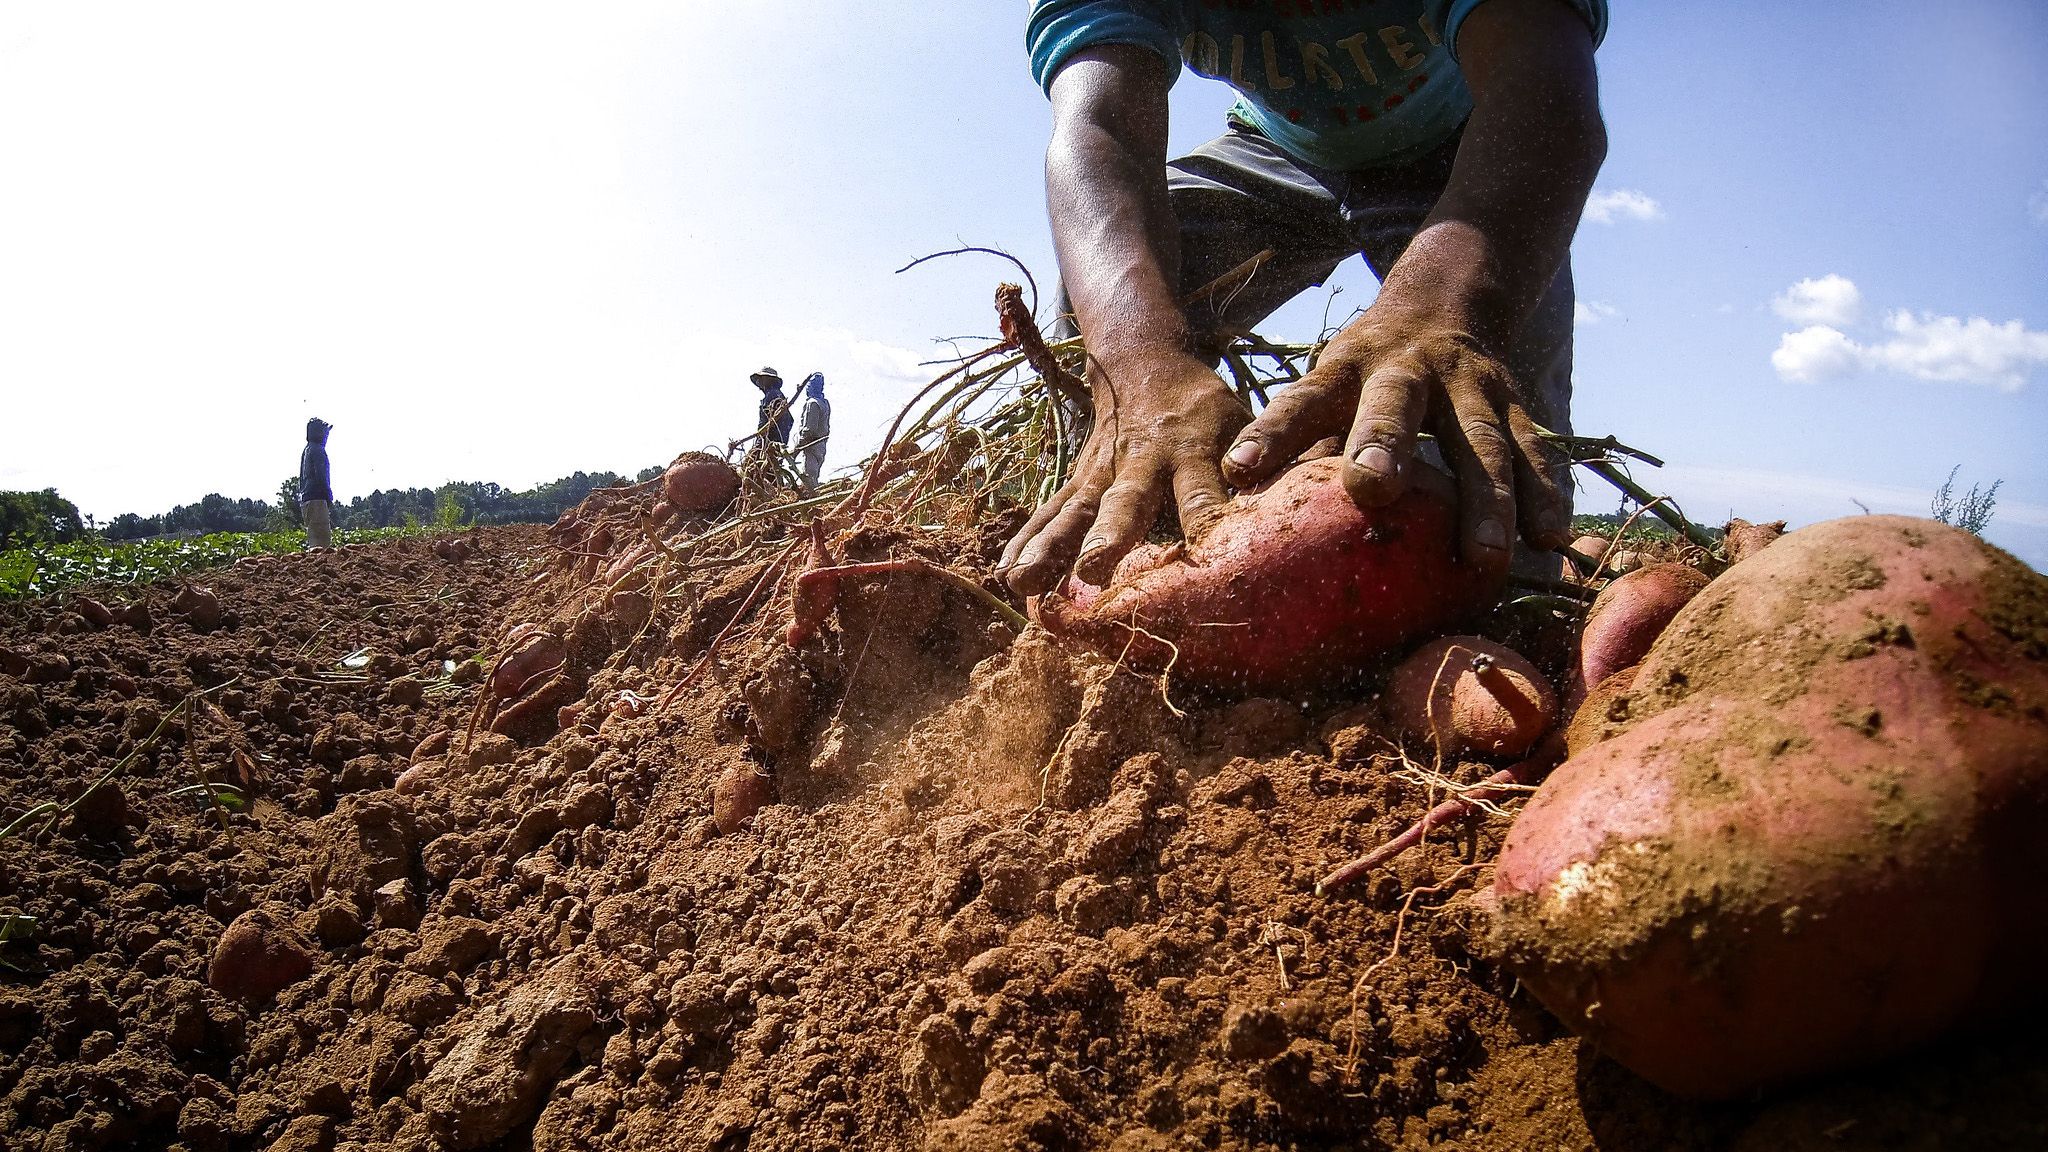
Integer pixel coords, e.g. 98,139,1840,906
5,500,2046,1152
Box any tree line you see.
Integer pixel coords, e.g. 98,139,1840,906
0,466,665,549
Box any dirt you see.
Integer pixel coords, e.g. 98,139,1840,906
3,510,2045,1152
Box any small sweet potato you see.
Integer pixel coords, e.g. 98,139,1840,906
1720,517,1785,565
1036,457,1503,694
490,627,565,699
74,597,115,629
1575,562,1709,695
1384,636,1557,759
663,452,741,516
1561,533,1610,581
1491,515,2048,1099
712,762,772,835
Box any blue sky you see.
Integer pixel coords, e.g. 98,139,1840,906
1,2,2043,565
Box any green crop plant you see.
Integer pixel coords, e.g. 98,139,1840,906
0,525,423,600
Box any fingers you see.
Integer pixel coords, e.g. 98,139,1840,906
1506,402,1573,550
1434,372,1519,578
1339,361,1430,508
998,490,1067,573
1075,465,1168,585
1221,366,1359,488
1169,452,1232,544
995,479,1105,594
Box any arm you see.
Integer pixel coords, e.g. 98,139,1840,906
999,45,1249,595
1221,0,1606,572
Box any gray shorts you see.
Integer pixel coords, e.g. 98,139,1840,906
1053,120,1575,437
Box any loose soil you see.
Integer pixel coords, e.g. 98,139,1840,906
2,521,2043,1152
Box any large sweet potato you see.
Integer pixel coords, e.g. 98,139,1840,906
1035,457,1504,694
1490,515,2048,1099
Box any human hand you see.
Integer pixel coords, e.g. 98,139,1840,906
1000,353,1249,595
1217,307,1571,577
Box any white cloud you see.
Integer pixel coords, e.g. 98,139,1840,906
1771,325,1862,383
1582,188,1663,225
1865,311,2048,391
1771,310,2048,391
2030,180,2048,225
1574,299,1618,326
1772,273,1862,327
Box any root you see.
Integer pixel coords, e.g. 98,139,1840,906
1316,732,1564,897
786,557,1026,649
1345,862,1483,1079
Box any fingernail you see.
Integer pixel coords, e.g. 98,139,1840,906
1474,519,1508,551
1354,444,1397,477
1226,440,1263,470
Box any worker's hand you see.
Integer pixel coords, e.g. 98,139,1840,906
1218,306,1572,579
1001,353,1248,595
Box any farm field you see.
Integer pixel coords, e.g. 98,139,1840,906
3,472,2043,1152
0,529,422,602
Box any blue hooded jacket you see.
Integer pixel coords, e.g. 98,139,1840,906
299,419,333,502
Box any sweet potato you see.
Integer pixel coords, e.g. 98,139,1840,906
663,452,741,516
1574,562,1709,699
1720,516,1785,565
1383,636,1557,759
1036,457,1504,694
1561,665,1636,756
1490,515,2048,1099
1561,533,1610,581
713,762,773,835
489,627,565,700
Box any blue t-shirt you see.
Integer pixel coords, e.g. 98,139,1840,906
1027,0,1607,171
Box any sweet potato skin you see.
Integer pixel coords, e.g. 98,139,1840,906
1036,458,1504,694
1575,562,1709,695
1491,516,2048,1099
663,453,741,516
1384,636,1557,758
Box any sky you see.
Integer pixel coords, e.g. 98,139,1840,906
2,2,2044,566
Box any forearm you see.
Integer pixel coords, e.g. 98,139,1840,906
1044,51,1194,377
1376,8,1605,350
1379,119,1601,349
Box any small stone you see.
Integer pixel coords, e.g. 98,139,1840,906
712,763,771,835
374,879,422,931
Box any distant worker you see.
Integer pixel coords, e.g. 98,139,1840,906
791,372,832,495
299,417,335,550
751,367,794,446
